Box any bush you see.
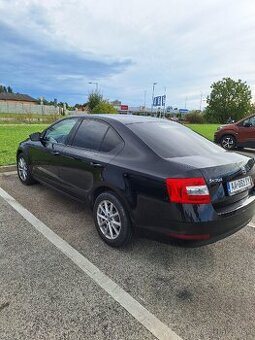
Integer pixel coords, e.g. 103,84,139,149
185,111,205,124
87,91,103,112
91,101,117,114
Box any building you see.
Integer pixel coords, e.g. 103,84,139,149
0,93,59,115
110,100,129,114
0,93,38,105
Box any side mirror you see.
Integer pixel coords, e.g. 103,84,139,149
29,132,41,141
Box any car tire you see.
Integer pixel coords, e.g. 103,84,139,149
220,134,236,150
17,153,36,185
93,192,133,247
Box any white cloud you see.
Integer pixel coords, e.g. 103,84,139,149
1,0,255,106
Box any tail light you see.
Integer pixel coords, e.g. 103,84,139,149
166,177,211,204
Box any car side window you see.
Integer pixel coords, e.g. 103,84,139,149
100,127,124,153
44,118,78,144
243,117,255,127
72,119,109,151
249,117,255,126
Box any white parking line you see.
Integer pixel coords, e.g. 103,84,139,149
0,186,182,340
248,222,255,228
0,171,17,176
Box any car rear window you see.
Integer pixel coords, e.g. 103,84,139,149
128,121,224,158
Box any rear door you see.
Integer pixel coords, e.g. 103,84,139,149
58,119,124,199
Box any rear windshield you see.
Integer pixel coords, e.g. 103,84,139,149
128,121,224,158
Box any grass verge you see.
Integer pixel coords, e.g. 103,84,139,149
185,124,219,141
0,124,48,166
0,123,220,166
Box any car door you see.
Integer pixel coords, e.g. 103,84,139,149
30,117,79,187
237,116,255,147
58,118,124,200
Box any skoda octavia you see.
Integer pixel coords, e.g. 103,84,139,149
16,115,255,247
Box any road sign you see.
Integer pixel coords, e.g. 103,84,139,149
179,109,189,113
153,96,161,106
120,105,128,111
162,95,166,106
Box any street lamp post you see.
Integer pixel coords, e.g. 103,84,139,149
151,82,157,114
143,90,147,109
162,86,167,118
88,81,99,91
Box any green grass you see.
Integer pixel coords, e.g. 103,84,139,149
185,124,220,141
0,123,220,166
0,124,48,165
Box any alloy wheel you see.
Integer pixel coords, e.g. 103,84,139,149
221,136,235,149
18,157,28,181
97,200,121,240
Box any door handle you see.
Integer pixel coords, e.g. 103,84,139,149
90,161,103,168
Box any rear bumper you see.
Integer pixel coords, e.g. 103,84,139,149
166,212,252,246
136,194,255,246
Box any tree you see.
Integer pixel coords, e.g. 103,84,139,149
206,78,252,123
87,91,103,112
0,84,13,93
91,100,117,114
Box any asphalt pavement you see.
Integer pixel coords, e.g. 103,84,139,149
0,188,155,340
0,169,254,340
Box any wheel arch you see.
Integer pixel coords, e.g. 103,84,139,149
16,147,29,161
89,184,135,225
220,133,237,141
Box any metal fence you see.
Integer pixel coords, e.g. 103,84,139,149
0,102,59,115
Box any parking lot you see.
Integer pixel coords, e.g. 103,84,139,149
0,150,255,340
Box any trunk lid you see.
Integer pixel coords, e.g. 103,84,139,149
169,152,255,209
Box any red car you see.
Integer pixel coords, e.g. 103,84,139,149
214,114,255,150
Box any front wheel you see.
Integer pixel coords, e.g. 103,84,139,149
17,153,36,185
93,192,133,247
220,135,236,150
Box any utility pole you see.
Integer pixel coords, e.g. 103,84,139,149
163,87,167,118
199,92,203,111
151,82,157,114
184,96,188,109
143,90,147,109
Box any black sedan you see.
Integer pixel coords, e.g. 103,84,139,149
17,115,255,247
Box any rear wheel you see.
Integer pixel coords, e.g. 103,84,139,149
17,153,36,185
93,192,133,247
220,135,236,150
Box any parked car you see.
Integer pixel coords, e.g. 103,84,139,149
17,115,255,247
214,114,255,150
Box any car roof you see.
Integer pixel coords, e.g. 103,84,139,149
67,114,171,125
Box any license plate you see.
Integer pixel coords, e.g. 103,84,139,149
227,176,253,196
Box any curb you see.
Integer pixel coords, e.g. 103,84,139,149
0,165,16,173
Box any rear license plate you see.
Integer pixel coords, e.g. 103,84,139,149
227,176,253,196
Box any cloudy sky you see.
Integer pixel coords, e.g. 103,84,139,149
0,0,255,109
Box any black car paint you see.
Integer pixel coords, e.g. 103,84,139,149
17,115,255,245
